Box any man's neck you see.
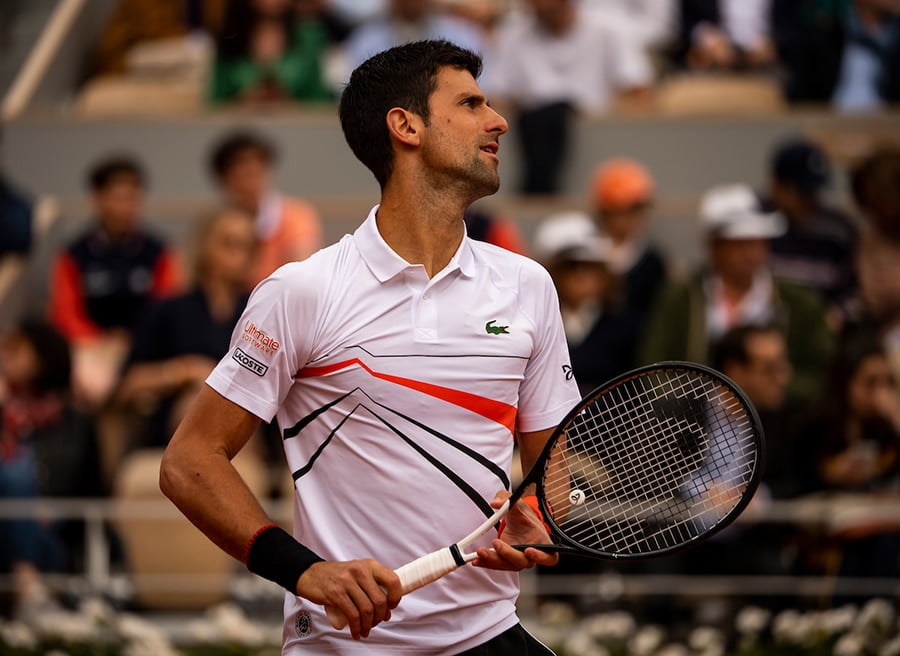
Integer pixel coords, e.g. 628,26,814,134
376,181,470,278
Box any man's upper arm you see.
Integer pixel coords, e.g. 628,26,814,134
517,427,556,478
169,384,262,459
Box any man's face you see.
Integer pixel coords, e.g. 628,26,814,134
220,150,272,210
418,67,508,200
598,202,651,244
726,332,792,411
709,237,769,286
94,178,143,235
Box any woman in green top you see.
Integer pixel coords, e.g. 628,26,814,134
208,0,335,105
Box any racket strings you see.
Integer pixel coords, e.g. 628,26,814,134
542,369,759,556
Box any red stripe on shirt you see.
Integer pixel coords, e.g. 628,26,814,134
297,358,517,434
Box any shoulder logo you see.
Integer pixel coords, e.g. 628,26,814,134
233,347,268,376
485,319,510,335
242,321,280,355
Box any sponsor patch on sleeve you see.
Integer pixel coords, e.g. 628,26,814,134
232,347,269,376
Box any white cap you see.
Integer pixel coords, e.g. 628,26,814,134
700,183,786,240
532,211,609,264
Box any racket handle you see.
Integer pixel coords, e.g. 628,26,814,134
324,547,464,630
395,546,462,593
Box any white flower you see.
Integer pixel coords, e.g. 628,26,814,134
77,596,114,626
583,611,636,641
856,598,895,634
0,621,37,649
772,609,802,643
822,605,858,635
629,624,665,656
834,632,868,656
689,626,724,652
538,600,578,627
565,628,607,656
186,618,219,644
656,642,690,656
123,635,180,656
31,610,96,643
208,602,267,646
117,613,169,644
735,605,771,635
880,634,900,656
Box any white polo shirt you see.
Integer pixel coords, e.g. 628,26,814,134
207,206,580,655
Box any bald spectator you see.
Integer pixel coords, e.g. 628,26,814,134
483,0,654,193
590,158,668,323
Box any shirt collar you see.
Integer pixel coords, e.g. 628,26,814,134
354,205,477,282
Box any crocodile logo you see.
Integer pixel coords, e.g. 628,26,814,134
485,320,510,335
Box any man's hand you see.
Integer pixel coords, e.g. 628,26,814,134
296,560,402,640
472,491,559,571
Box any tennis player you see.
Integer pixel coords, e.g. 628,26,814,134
160,39,581,655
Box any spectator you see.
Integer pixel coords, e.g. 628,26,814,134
794,329,900,590
711,323,805,499
91,0,226,77
484,0,654,193
208,0,338,104
850,146,900,392
0,127,32,257
803,329,900,493
208,130,322,286
852,146,900,323
590,158,668,324
764,137,858,333
639,183,833,404
114,207,257,453
338,0,486,82
0,319,102,620
533,211,636,393
582,0,677,50
47,156,181,408
678,0,777,72
774,0,900,110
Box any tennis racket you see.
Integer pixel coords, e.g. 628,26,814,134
326,361,763,629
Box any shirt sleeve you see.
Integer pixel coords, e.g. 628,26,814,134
205,262,316,421
48,252,104,342
515,263,582,433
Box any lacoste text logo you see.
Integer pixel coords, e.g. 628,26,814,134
485,320,509,335
233,347,268,376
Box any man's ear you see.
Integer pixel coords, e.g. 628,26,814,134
386,107,423,148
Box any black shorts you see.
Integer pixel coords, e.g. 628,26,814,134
455,623,556,656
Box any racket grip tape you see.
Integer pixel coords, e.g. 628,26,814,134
324,546,464,630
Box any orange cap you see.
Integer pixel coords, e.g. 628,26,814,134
591,158,654,210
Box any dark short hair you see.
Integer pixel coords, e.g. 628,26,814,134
209,130,277,179
711,324,783,372
338,39,483,189
87,156,145,192
14,318,71,394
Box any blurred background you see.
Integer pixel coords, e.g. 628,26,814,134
1,0,900,654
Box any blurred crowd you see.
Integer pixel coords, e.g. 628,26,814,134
0,0,899,628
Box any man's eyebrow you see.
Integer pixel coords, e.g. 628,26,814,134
457,91,487,104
